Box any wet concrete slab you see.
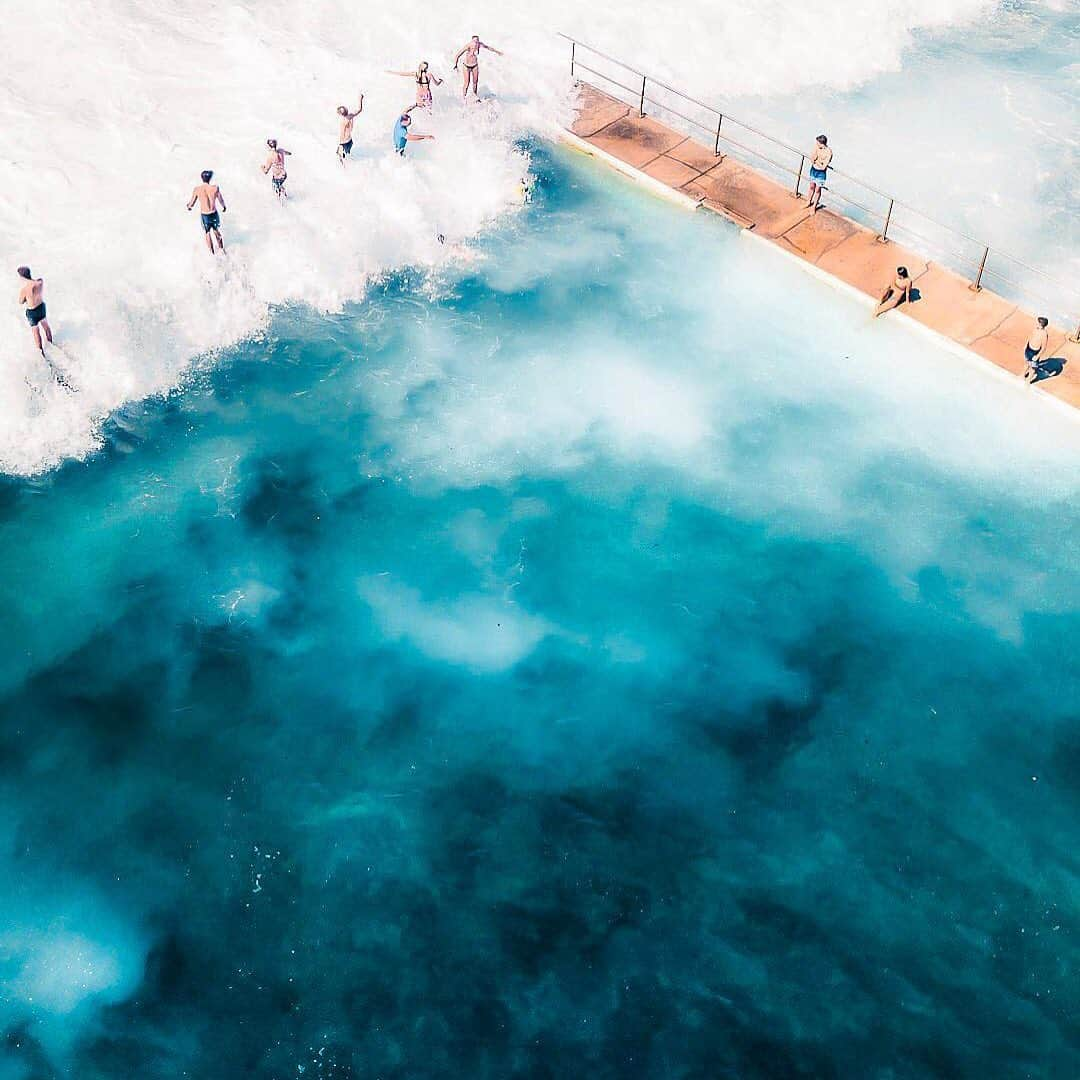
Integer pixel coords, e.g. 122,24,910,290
566,82,1080,413
571,85,631,138
588,114,687,168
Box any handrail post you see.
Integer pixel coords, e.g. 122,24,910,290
971,245,989,291
793,154,805,198
714,115,723,157
638,75,647,117
570,40,576,79
878,198,894,243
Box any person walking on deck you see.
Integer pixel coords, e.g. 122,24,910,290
337,94,364,164
873,266,912,317
186,170,227,255
388,62,442,107
261,139,291,201
394,107,434,156
17,266,53,355
454,35,502,100
806,134,832,213
1023,317,1050,383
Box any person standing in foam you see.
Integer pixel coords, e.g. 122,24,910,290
16,266,53,355
387,62,443,108
453,35,502,101
261,139,291,201
394,106,434,156
337,94,363,165
186,170,227,255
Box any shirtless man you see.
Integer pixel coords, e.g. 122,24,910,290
17,266,53,354
337,94,364,164
873,266,912,318
806,134,833,213
186,170,227,255
454,35,502,100
394,107,435,156
1023,316,1050,383
387,62,442,108
261,139,291,200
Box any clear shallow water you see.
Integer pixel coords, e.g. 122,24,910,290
2,146,1080,1078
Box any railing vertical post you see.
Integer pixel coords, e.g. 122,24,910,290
570,40,576,79
971,246,989,291
793,155,805,198
639,75,647,117
714,115,723,157
878,198,894,242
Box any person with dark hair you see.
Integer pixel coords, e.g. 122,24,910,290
186,170,227,255
806,134,832,214
261,139,291,201
1024,316,1050,383
16,265,53,354
387,62,442,107
337,94,364,164
453,35,502,101
393,106,434,156
873,266,912,317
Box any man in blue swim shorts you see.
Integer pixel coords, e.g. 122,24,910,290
393,106,434,156
806,134,833,214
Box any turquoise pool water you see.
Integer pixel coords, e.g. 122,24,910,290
2,145,1079,1078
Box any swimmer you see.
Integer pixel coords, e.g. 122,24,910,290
1023,316,1050,383
453,35,502,100
337,94,364,165
16,266,53,355
394,106,434,156
186,170,227,255
873,266,912,318
805,134,832,214
261,139,291,201
388,62,443,108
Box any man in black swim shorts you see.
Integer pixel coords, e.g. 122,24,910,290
16,265,54,354
186,169,227,255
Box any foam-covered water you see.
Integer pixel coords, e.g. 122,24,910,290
1,143,1079,1077
7,0,1078,476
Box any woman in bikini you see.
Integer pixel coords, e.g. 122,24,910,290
261,138,291,201
873,266,912,318
387,61,442,108
453,35,502,100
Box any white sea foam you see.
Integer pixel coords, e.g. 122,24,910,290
0,0,1007,477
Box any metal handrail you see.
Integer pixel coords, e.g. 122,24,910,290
559,32,1080,339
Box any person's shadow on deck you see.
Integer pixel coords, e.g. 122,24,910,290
1031,355,1068,383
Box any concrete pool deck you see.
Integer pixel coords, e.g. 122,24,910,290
566,84,1080,411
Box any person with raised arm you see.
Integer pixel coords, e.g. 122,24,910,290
387,62,442,108
16,266,53,355
337,94,364,164
261,139,291,201
394,106,435,156
186,170,227,255
805,134,833,214
453,35,502,100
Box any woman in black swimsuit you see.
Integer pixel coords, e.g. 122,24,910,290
387,61,442,107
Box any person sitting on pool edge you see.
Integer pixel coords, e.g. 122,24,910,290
873,266,913,318
394,106,434,156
